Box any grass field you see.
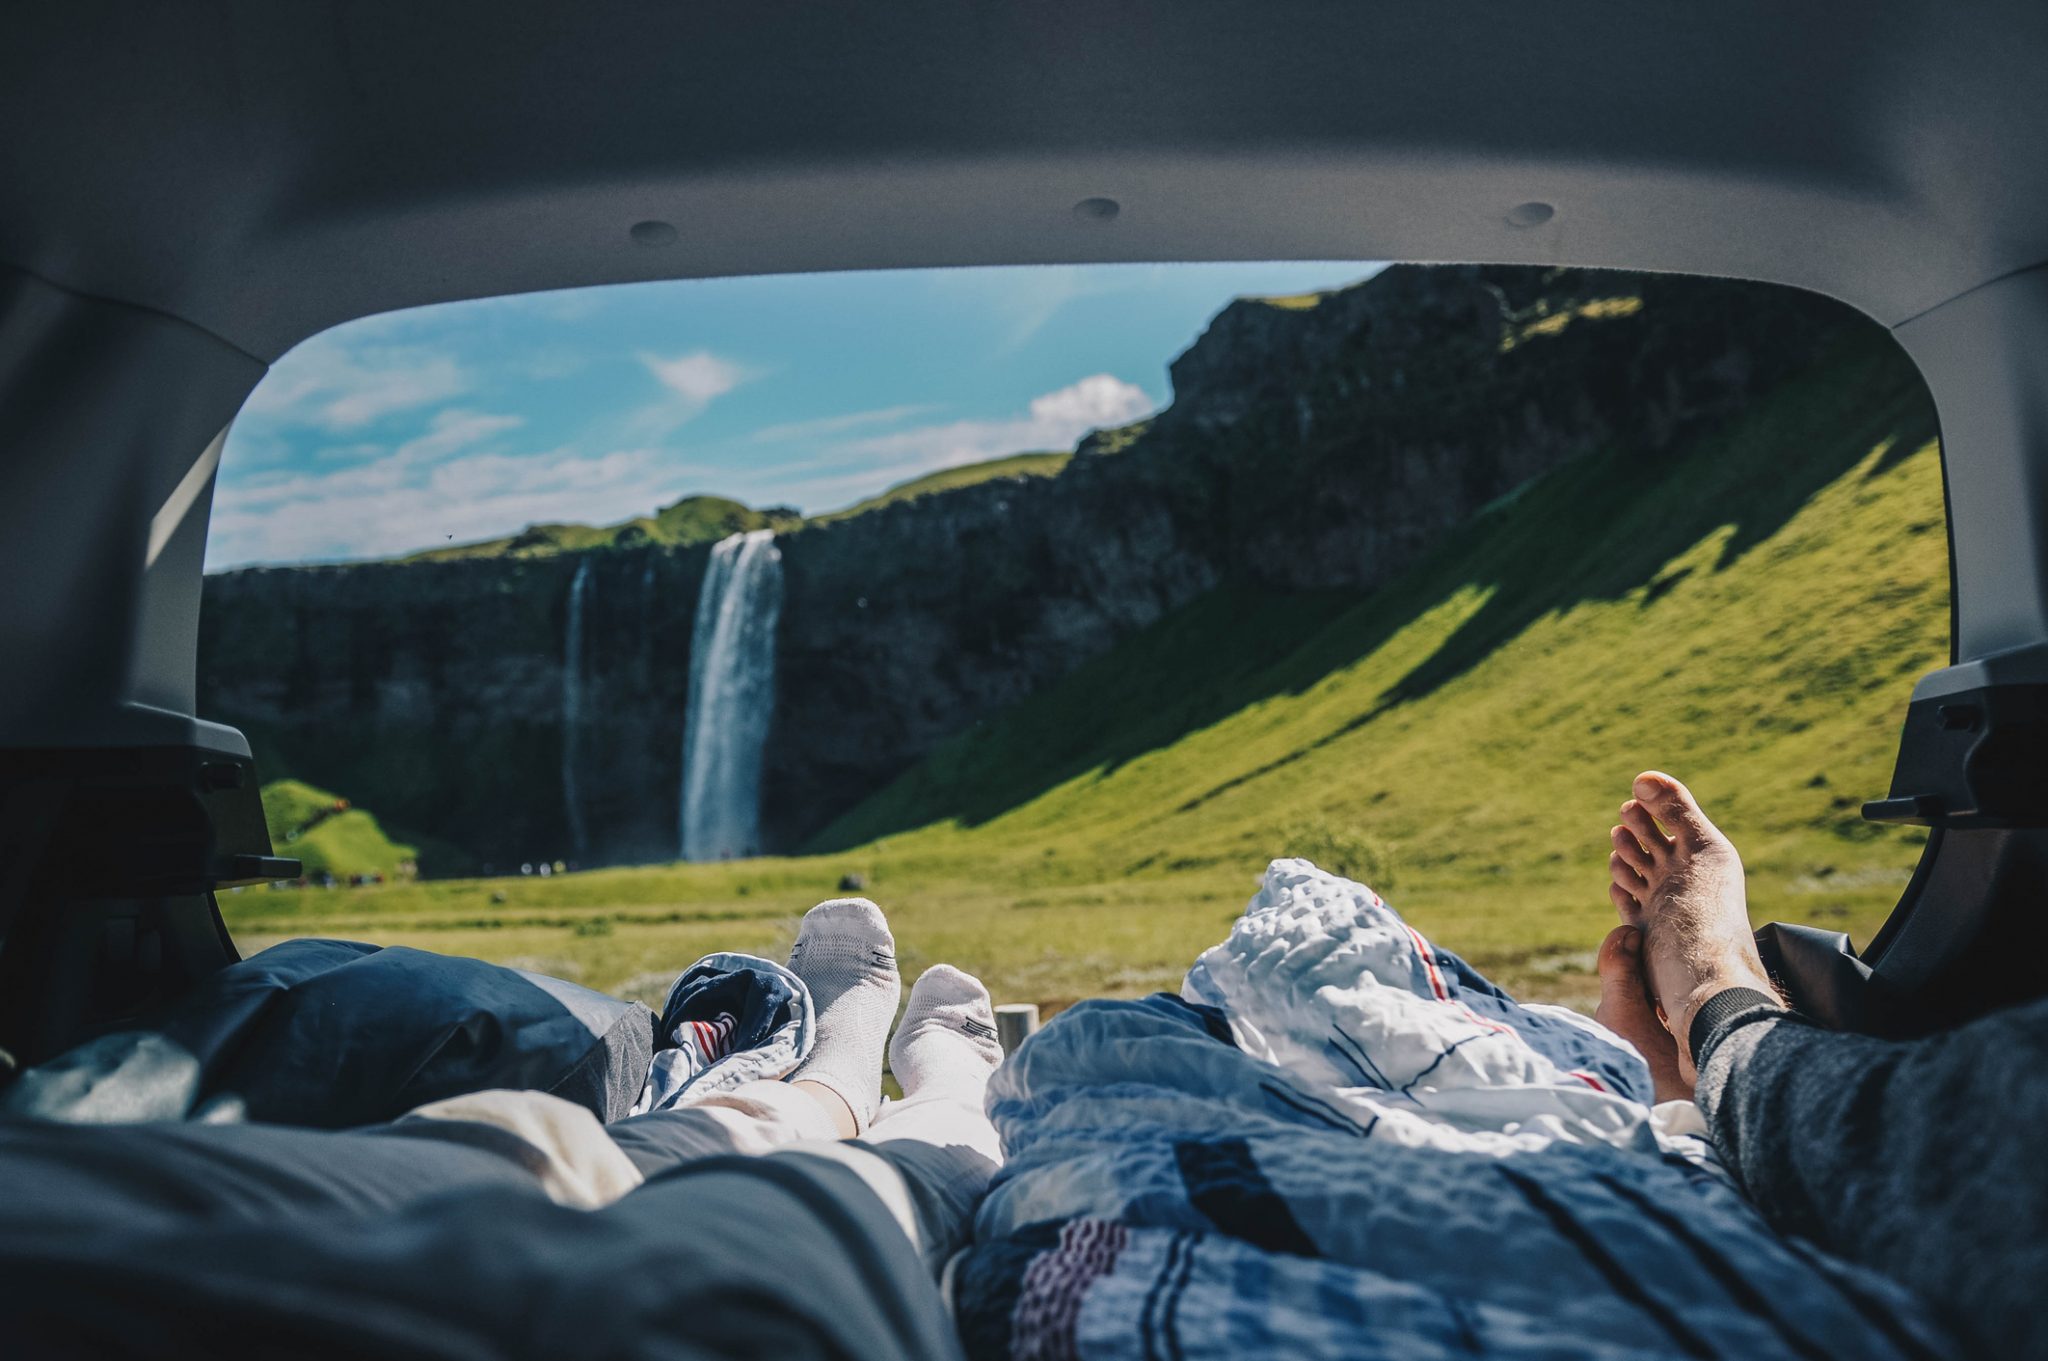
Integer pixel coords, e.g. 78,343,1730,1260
225,336,1947,1018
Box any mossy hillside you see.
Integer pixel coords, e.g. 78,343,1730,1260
258,779,418,882
225,334,1946,1016
405,450,1075,564
260,778,357,840
405,495,802,562
821,333,1939,853
818,336,1945,963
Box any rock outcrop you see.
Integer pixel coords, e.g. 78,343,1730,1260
200,266,1873,871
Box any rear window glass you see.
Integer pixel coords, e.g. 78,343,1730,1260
202,262,1947,1013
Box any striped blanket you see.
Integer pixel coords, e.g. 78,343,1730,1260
951,860,1955,1360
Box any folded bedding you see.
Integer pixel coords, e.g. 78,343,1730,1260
952,860,1956,1360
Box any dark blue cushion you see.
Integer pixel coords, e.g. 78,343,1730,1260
7,940,656,1128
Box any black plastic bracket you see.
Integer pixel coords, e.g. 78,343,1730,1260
0,744,300,910
1862,682,2048,829
0,740,298,1064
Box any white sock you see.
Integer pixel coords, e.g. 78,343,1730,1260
889,964,1004,1098
786,897,900,1131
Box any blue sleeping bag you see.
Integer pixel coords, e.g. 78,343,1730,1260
2,939,657,1128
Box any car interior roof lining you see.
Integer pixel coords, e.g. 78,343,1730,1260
4,2,2048,357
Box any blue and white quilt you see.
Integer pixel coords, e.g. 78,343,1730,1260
952,860,1954,1360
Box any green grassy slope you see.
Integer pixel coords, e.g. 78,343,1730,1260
224,335,1946,1016
260,779,418,882
818,452,1073,520
403,452,1075,564
815,334,1945,979
404,495,801,562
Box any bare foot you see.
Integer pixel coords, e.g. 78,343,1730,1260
1594,924,1693,1103
1608,771,1777,1081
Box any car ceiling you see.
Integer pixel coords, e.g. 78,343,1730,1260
4,1,2047,361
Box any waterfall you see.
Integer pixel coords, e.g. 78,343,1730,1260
561,559,592,861
679,529,784,861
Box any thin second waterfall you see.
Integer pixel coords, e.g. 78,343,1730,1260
561,558,592,863
679,529,784,861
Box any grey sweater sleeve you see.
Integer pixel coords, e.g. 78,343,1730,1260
1691,990,2048,1356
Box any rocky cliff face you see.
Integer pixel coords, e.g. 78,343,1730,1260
203,548,710,870
200,266,1873,870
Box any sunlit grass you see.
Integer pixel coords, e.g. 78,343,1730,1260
255,778,417,881
1503,293,1645,350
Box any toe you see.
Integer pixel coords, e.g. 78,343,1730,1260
1594,926,1657,1036
789,897,899,973
1595,926,1646,1008
907,963,992,1011
1619,800,1672,861
1608,880,1643,921
798,897,894,941
1609,850,1647,893
889,963,1004,1087
1632,771,1719,848
1595,925,1692,1103
1610,825,1654,874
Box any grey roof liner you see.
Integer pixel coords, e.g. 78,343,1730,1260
5,1,2047,359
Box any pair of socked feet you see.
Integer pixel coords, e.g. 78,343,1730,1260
780,897,1004,1137
1595,770,1781,1104
785,773,1765,1122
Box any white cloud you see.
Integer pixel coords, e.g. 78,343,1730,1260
641,350,750,411
208,404,678,568
206,444,696,569
242,334,470,432
246,407,521,479
390,409,526,463
208,362,1153,564
1021,374,1155,431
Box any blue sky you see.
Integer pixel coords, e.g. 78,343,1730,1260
211,261,1382,569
